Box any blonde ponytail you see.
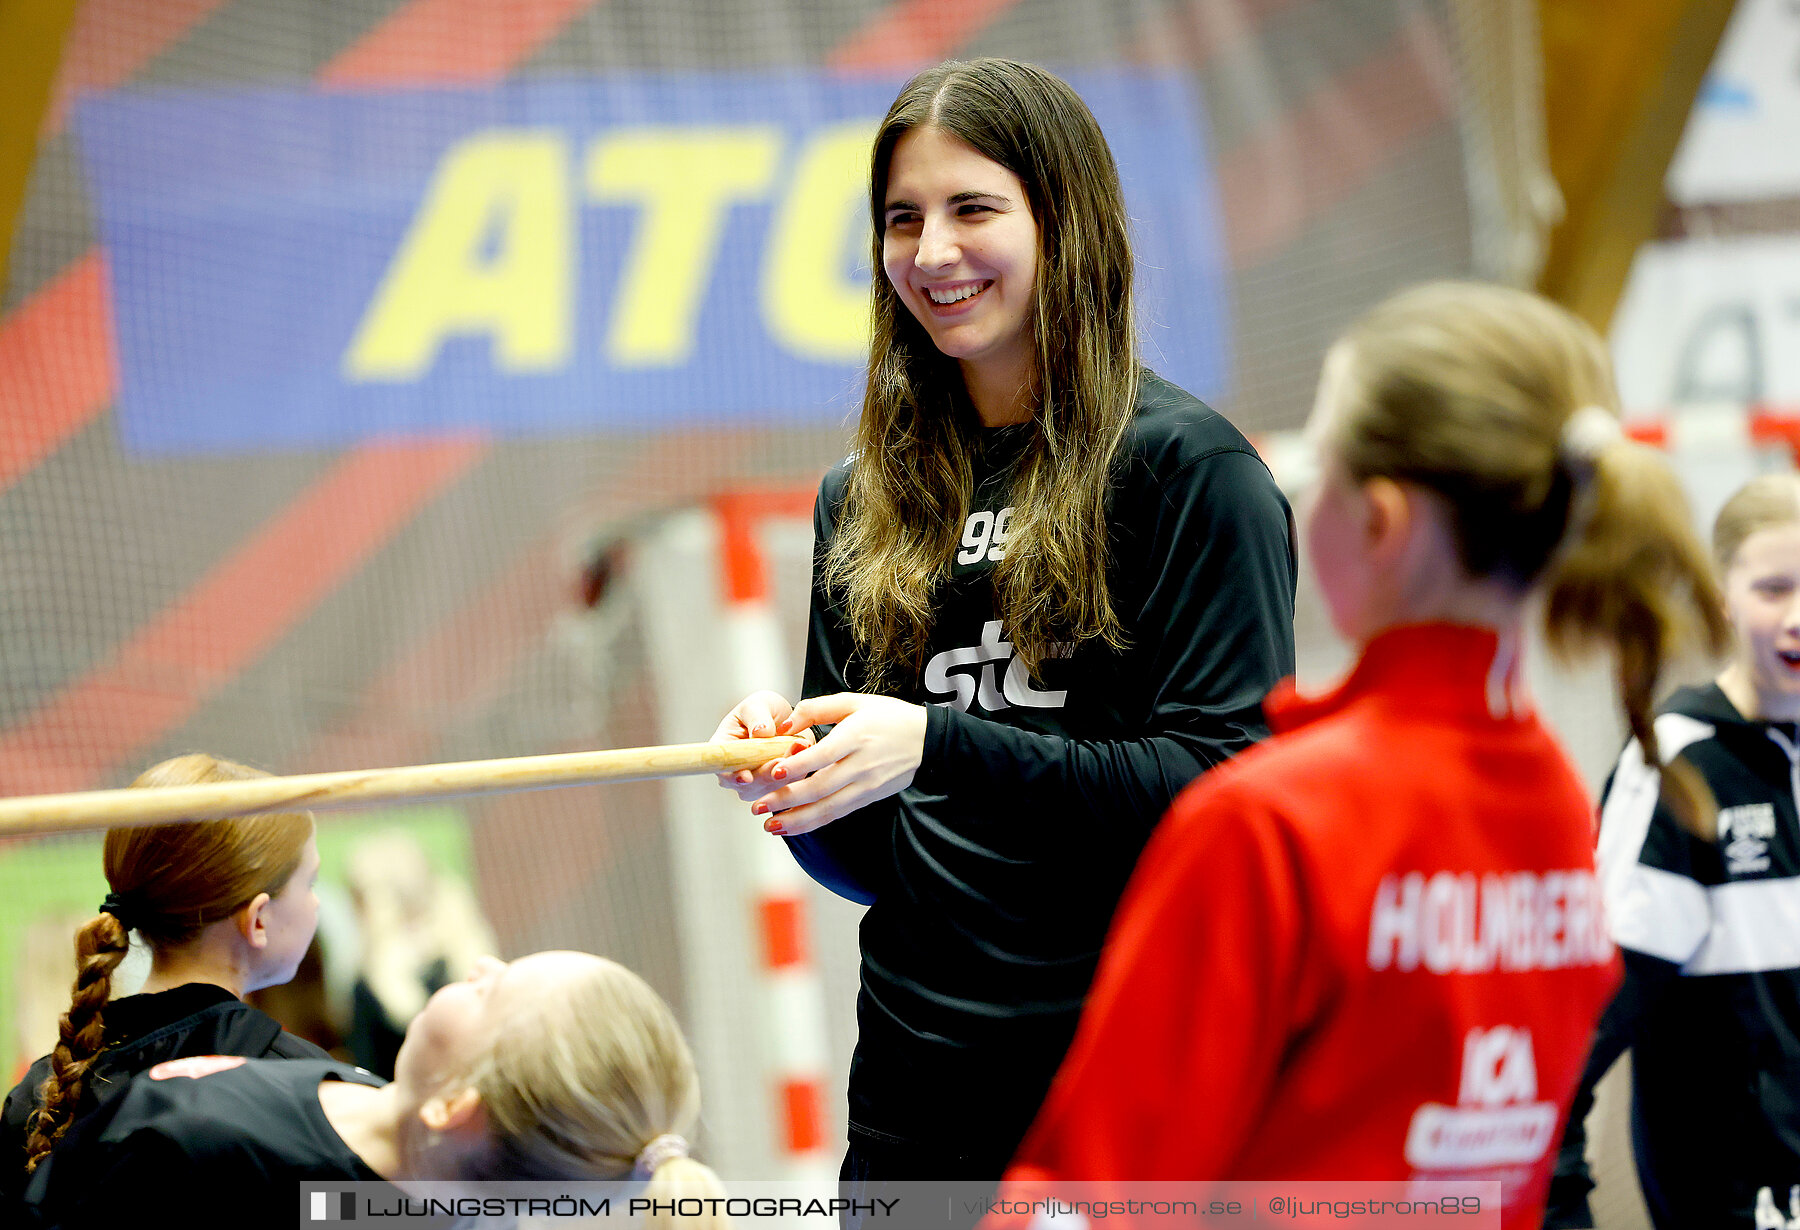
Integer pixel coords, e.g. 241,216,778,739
643,1154,730,1230
466,956,730,1230
1331,282,1728,833
1542,435,1729,832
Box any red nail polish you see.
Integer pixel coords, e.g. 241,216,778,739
765,820,785,835
772,764,787,780
751,803,767,815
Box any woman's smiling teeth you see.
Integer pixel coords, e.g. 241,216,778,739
927,281,992,305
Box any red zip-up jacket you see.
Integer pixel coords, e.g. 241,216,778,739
1002,624,1620,1228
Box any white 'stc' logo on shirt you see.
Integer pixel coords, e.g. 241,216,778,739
924,620,1068,713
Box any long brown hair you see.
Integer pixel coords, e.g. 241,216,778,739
1327,281,1730,828
825,58,1140,690
24,754,313,1172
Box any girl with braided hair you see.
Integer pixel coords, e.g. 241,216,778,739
0,753,323,1211
23,952,729,1230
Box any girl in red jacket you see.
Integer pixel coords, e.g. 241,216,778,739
1001,282,1728,1228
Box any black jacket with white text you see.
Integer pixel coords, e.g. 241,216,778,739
786,372,1299,1160
1,983,329,1217
1549,683,1800,1229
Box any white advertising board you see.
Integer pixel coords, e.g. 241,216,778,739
1611,235,1800,413
1666,0,1800,204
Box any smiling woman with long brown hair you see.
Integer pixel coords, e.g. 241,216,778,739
712,58,1297,1186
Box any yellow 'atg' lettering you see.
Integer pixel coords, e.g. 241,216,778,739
587,126,781,366
343,130,572,382
762,120,875,364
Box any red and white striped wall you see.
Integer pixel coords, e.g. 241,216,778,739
632,490,837,1187
712,491,835,1183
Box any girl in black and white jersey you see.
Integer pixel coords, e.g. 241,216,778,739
1550,473,1800,1229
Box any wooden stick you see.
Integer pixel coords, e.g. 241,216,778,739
0,738,798,837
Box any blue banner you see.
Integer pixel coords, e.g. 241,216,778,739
76,74,1229,454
